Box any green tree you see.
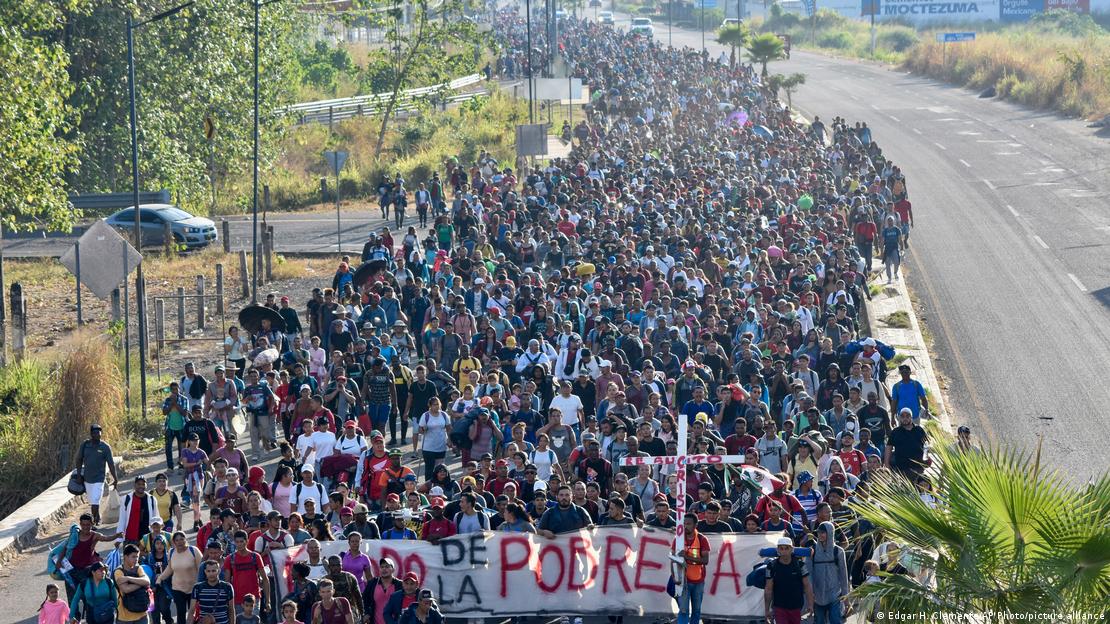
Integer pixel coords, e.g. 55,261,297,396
853,428,1110,619
367,0,489,157
0,1,84,232
716,23,750,69
56,0,306,213
746,32,785,78
765,72,805,107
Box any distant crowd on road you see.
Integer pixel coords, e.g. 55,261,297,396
48,9,959,624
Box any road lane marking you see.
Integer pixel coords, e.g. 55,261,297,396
1068,273,1089,293
870,104,880,110
1032,235,1049,249
934,142,947,150
959,159,971,168
976,139,1007,143
1007,205,1019,217
984,179,997,190
912,128,922,135
888,115,900,122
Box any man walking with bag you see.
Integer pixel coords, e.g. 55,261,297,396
808,521,850,624
74,424,118,526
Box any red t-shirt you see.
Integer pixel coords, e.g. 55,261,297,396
421,517,457,541
854,221,877,242
222,550,264,604
837,449,866,476
894,200,912,224
725,433,758,455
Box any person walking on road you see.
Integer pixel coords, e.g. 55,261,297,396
880,216,902,283
765,536,815,624
808,521,850,624
74,424,118,526
677,512,711,624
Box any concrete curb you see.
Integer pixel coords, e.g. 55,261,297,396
864,266,952,432
0,471,86,568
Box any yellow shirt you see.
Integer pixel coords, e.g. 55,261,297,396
113,567,151,621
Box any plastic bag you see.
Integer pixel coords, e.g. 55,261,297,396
102,488,120,516
232,411,247,437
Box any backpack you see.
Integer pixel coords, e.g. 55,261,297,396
745,557,776,589
453,510,490,530
294,482,325,509
82,576,116,624
120,566,153,613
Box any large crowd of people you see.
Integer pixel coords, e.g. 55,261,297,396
48,8,943,624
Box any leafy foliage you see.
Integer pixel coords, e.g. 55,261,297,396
0,1,84,232
852,424,1110,619
746,32,785,77
717,22,750,68
765,72,805,107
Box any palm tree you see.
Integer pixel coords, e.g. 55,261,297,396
716,23,750,69
765,72,806,107
746,33,785,78
852,425,1110,619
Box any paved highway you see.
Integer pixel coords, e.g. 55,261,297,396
613,14,1110,479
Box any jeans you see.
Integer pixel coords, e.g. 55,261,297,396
676,581,705,624
814,600,844,624
249,411,277,458
422,450,446,481
367,403,391,432
164,428,184,471
173,589,191,624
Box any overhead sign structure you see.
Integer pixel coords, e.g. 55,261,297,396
59,220,143,301
937,31,976,42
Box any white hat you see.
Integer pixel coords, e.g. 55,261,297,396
776,537,793,547
150,517,165,526
862,337,876,347
599,360,612,368
300,464,315,474
474,278,485,285
429,486,445,497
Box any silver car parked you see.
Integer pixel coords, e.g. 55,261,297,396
104,204,217,249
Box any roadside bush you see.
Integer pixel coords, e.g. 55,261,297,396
818,31,854,50
878,27,918,53
0,338,124,518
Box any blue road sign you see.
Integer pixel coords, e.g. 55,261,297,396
936,32,976,43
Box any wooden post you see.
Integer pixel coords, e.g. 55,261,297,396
111,288,122,323
155,298,165,351
222,219,231,253
11,283,26,361
177,287,186,339
239,250,250,298
196,275,206,330
215,264,225,315
163,221,174,256
264,229,274,283
328,106,334,131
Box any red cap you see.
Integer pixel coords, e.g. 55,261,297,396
371,434,385,442
404,572,420,583
386,493,400,502
430,497,445,508
495,459,508,467
653,493,668,503
344,420,357,428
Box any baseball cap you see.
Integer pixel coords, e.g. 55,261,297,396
430,497,445,509
776,537,793,547
388,448,403,457
404,572,421,583
344,420,357,428
300,464,314,474
386,493,400,502
430,486,445,497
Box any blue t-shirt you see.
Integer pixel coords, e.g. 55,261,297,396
882,226,901,249
681,400,716,425
892,379,926,420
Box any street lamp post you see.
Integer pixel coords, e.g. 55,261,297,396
252,0,283,304
127,0,193,420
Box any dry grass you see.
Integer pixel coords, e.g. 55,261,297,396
904,32,1110,118
0,337,124,517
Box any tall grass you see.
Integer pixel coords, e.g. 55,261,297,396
904,29,1110,118
0,338,125,517
266,90,528,211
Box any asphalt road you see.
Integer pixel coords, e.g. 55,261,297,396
608,13,1110,479
1,209,403,258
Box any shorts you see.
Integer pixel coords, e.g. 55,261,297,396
900,223,910,237
86,482,105,505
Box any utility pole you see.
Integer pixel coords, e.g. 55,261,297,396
126,14,149,420
0,219,6,367
526,0,535,124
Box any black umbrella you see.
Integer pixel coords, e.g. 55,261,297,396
352,259,389,289
238,303,285,334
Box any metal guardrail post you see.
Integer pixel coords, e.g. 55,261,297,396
264,228,274,283
10,283,26,362
111,288,122,323
222,219,231,253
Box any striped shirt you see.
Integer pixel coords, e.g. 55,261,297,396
191,580,234,624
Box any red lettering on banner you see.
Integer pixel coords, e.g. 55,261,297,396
536,544,567,593
380,547,402,575
403,553,427,587
567,534,599,591
499,536,532,598
710,539,742,596
633,534,671,592
602,535,633,594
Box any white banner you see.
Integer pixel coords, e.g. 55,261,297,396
877,0,1000,22
271,527,779,617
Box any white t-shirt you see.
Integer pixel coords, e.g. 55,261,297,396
290,480,327,514
549,394,584,427
225,336,248,360
419,410,451,453
295,435,317,466
334,434,366,456
310,430,337,461
529,448,559,480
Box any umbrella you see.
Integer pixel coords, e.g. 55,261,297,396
728,109,749,126
753,125,774,141
238,303,285,334
352,259,389,289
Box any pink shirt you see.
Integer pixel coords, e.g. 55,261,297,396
371,580,396,624
272,482,293,517
38,600,70,624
